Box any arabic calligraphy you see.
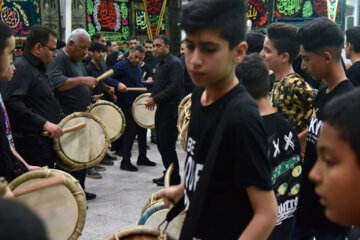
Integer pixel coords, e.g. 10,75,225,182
302,0,313,17
97,1,117,30
147,0,162,15
135,10,147,30
314,0,328,16
276,0,302,17
1,6,20,28
247,0,267,28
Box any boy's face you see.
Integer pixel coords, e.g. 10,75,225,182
184,29,246,88
93,50,103,62
344,41,351,59
2,53,15,81
309,122,360,227
0,36,15,79
300,45,326,80
260,37,282,71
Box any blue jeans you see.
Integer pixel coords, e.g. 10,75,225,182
290,226,347,240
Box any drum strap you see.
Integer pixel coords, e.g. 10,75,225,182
178,91,248,240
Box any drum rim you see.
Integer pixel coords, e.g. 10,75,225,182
137,201,166,225
132,93,156,129
53,112,110,171
86,100,126,142
180,120,189,152
8,169,87,240
178,93,192,116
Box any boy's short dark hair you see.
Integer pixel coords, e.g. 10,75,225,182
296,17,344,60
0,22,13,55
91,32,104,42
129,36,138,42
267,23,299,64
346,26,360,53
246,31,265,54
323,88,360,165
154,35,170,46
131,44,145,54
89,42,106,52
106,40,112,47
181,0,247,49
25,25,57,51
236,53,269,99
0,198,49,240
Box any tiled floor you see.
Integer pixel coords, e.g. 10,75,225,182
78,139,186,240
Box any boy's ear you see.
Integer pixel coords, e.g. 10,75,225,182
322,51,332,64
280,52,290,63
233,41,248,64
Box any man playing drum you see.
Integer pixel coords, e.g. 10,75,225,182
105,44,155,171
2,25,64,169
47,28,98,200
145,35,184,186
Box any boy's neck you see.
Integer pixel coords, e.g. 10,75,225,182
350,54,360,64
324,61,347,93
274,64,294,81
91,58,100,67
201,74,238,106
255,97,276,116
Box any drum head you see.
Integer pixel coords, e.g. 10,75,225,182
87,100,126,142
132,93,157,129
103,225,175,240
144,209,184,240
9,169,86,240
54,112,110,171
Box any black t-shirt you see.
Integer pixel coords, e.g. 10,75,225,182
263,113,301,240
296,80,354,234
346,61,360,87
184,84,273,239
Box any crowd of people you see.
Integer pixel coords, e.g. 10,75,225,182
0,0,360,239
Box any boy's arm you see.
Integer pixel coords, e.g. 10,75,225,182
238,186,278,240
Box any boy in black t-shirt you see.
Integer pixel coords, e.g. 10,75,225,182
291,17,354,240
237,53,302,240
345,26,360,87
158,1,278,239
309,88,360,230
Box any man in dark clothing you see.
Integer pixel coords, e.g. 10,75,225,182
105,45,154,171
145,35,183,186
2,25,64,169
291,17,354,240
345,26,360,87
47,28,98,200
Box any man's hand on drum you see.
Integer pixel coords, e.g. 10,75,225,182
82,76,98,89
26,165,43,171
157,183,185,208
43,121,64,138
145,97,156,110
117,83,128,92
144,77,153,83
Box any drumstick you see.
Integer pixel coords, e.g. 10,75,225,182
96,69,114,82
127,87,147,92
12,174,65,197
42,122,86,137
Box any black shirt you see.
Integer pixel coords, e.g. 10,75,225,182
85,60,107,95
1,51,62,133
151,53,183,105
296,80,354,234
346,61,360,87
263,113,301,240
47,50,91,114
184,84,272,239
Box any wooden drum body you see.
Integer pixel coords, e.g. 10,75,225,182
9,169,86,240
87,100,126,142
54,112,110,171
103,225,175,240
132,93,157,129
177,94,192,151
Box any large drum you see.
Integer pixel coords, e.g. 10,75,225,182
87,100,126,142
9,169,86,240
103,225,175,240
54,112,110,171
177,94,192,151
132,93,157,129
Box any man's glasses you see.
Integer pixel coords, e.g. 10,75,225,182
42,44,57,53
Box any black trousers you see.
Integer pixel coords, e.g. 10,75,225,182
14,135,55,168
155,104,180,179
122,107,147,163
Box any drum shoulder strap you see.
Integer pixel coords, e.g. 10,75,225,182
179,92,248,240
